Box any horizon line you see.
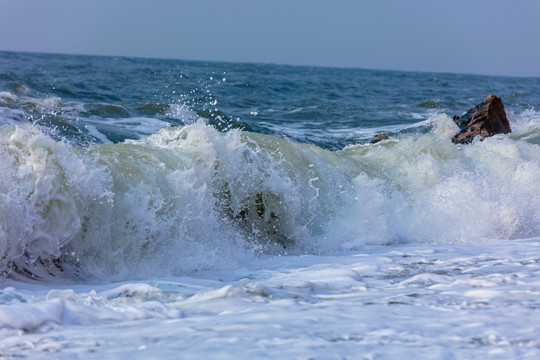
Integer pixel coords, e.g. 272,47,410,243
1,48,537,80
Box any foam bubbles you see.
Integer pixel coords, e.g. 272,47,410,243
1,120,540,279
0,125,112,276
0,92,18,104
337,128,540,246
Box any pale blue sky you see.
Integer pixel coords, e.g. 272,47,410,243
1,0,539,77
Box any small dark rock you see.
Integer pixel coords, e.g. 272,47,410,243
370,133,390,144
452,94,511,144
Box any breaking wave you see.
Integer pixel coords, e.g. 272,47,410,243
1,113,540,280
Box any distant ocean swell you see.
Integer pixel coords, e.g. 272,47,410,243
1,112,539,280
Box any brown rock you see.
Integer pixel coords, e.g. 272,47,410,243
370,133,389,144
452,94,511,144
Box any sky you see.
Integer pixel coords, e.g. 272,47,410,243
1,0,539,77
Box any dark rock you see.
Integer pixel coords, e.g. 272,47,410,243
370,133,390,144
452,94,511,144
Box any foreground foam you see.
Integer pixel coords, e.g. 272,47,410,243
2,240,540,359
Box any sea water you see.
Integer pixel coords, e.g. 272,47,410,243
1,51,540,359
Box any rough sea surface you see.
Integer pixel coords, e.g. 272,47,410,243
1,51,540,359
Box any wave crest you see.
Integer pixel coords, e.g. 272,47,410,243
1,120,540,280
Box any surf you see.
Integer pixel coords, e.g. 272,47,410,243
0,113,539,281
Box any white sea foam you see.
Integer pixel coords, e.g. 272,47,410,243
0,107,28,126
2,240,540,359
3,53,540,358
0,117,539,279
0,125,112,276
83,116,170,142
0,92,19,104
507,108,540,130
1,119,540,357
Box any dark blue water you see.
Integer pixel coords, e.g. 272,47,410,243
2,51,539,149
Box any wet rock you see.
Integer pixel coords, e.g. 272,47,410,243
452,94,511,144
370,133,390,144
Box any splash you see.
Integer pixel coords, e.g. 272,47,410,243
1,116,540,280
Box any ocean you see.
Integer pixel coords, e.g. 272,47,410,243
1,50,540,359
